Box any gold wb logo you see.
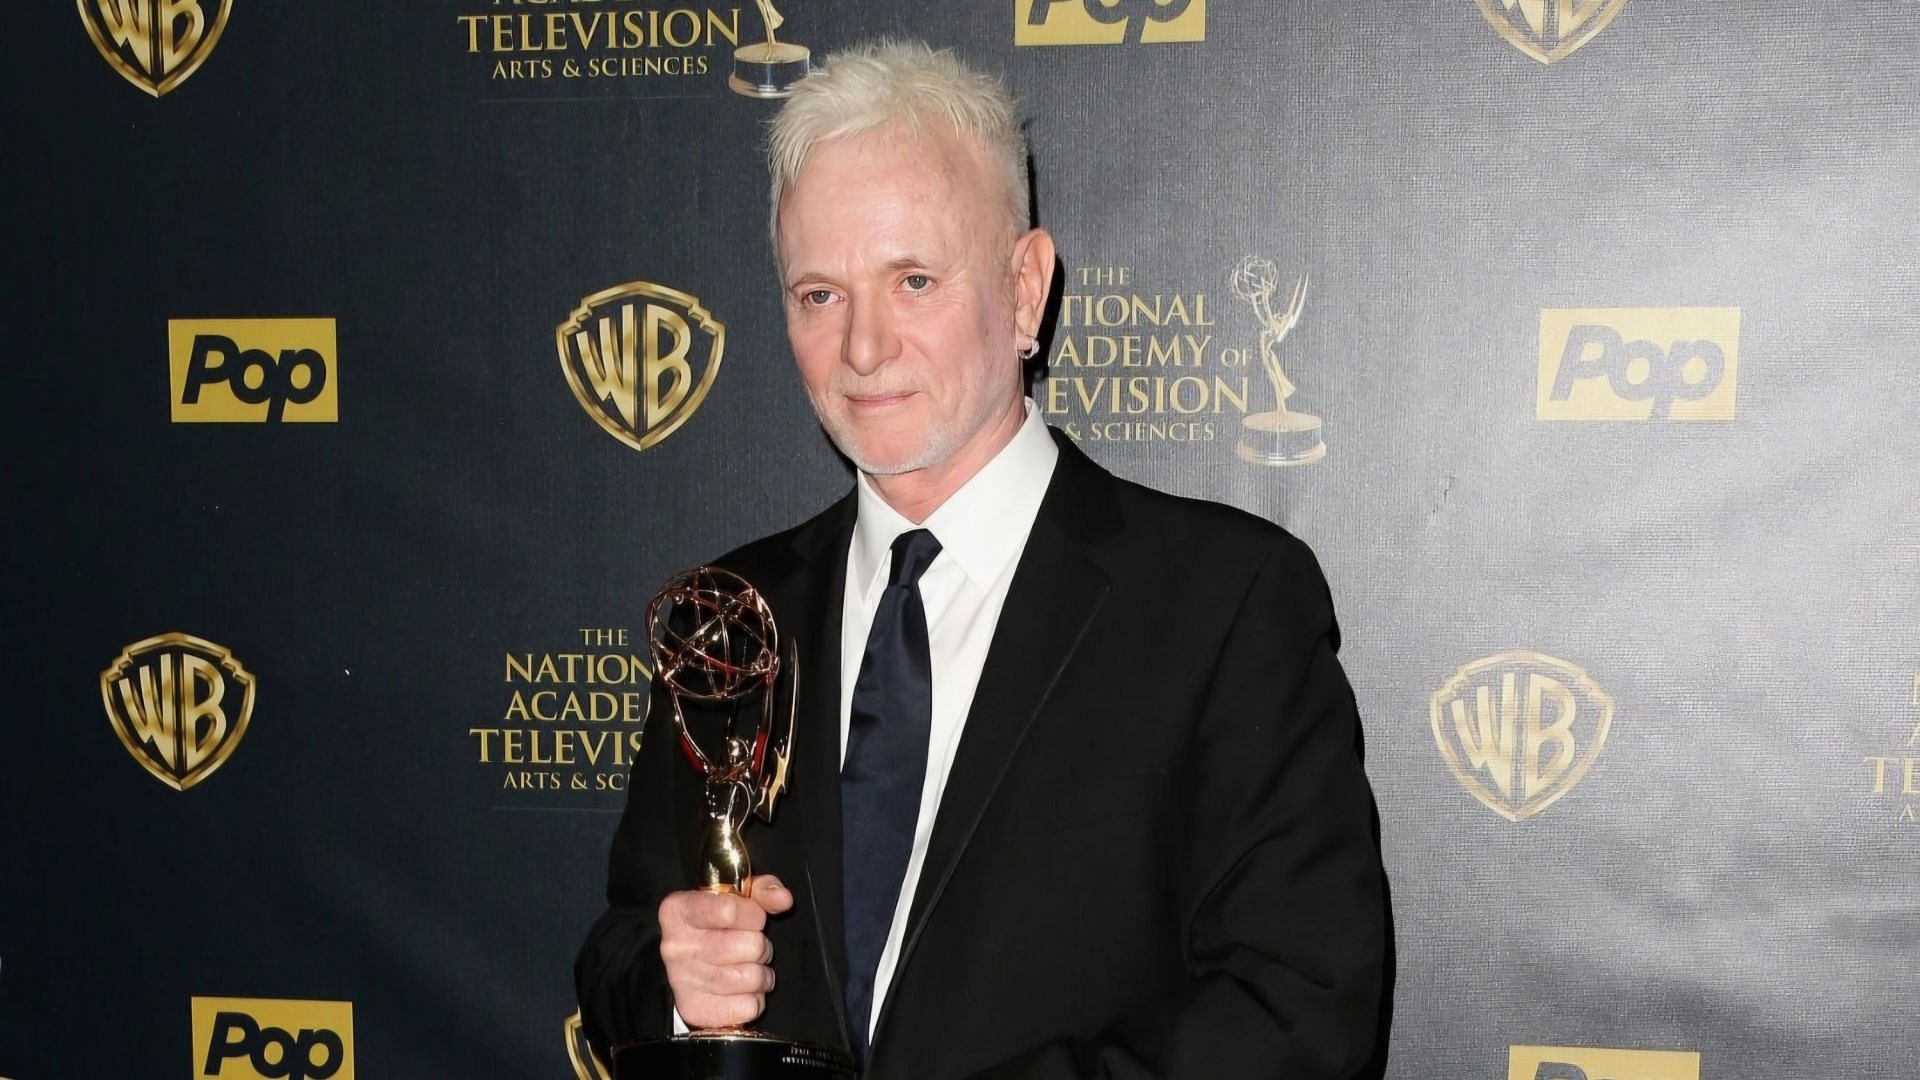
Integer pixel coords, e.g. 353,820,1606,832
100,633,254,791
78,0,232,96
558,282,724,453
1431,652,1614,821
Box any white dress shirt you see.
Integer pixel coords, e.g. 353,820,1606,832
671,402,1057,1038
838,400,1057,1039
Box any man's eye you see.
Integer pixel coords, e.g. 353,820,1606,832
903,274,932,291
802,289,835,306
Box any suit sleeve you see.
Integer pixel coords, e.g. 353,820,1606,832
574,680,688,1059
965,536,1388,1079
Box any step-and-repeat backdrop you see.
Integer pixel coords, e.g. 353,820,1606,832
6,2,1918,1077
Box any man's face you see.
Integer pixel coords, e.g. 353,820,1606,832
776,127,1035,478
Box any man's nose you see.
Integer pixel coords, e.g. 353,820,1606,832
842,295,898,375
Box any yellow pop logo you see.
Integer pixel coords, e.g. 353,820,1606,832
191,997,354,1080
1509,1044,1700,1080
1537,307,1739,421
1015,0,1205,46
169,318,339,423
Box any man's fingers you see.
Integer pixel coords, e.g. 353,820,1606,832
659,928,756,965
712,959,777,994
697,929,773,966
709,890,769,930
748,875,795,915
656,885,779,1032
718,993,767,1029
680,989,768,1032
661,888,768,932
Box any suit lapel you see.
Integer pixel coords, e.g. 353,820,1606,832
873,435,1118,1043
749,491,857,1052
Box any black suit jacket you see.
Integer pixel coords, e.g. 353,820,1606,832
577,431,1387,1078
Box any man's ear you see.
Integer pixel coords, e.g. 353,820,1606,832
1010,226,1057,343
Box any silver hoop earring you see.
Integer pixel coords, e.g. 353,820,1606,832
1020,339,1040,360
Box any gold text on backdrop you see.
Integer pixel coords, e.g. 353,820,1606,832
1861,674,1920,824
472,627,652,798
1037,263,1252,448
455,6,759,86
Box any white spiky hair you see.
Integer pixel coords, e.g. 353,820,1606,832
767,38,1031,255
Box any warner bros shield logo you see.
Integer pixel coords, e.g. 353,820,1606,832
77,0,234,97
1473,0,1627,64
557,281,725,454
100,632,255,791
1431,651,1614,821
564,1012,613,1080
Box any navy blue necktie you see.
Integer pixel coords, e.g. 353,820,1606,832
840,527,942,1062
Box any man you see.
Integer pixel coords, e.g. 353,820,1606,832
577,38,1387,1078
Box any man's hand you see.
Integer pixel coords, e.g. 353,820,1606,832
659,875,794,1029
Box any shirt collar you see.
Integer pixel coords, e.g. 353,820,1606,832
850,400,1059,599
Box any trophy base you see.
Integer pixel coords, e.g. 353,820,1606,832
729,42,811,99
1237,410,1326,466
613,1029,854,1080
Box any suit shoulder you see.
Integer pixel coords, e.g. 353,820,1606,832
1104,472,1323,575
710,491,854,576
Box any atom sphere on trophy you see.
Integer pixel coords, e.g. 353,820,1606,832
646,566,781,705
1229,254,1324,467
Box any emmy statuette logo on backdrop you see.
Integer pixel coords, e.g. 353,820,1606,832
1431,652,1614,822
1016,0,1206,46
1509,1045,1700,1080
729,0,811,98
191,997,354,1080
1228,256,1322,466
1474,0,1628,64
558,282,725,453
100,633,255,792
78,0,232,96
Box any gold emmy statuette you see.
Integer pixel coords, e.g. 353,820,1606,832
1229,255,1325,466
613,567,854,1080
729,0,812,99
